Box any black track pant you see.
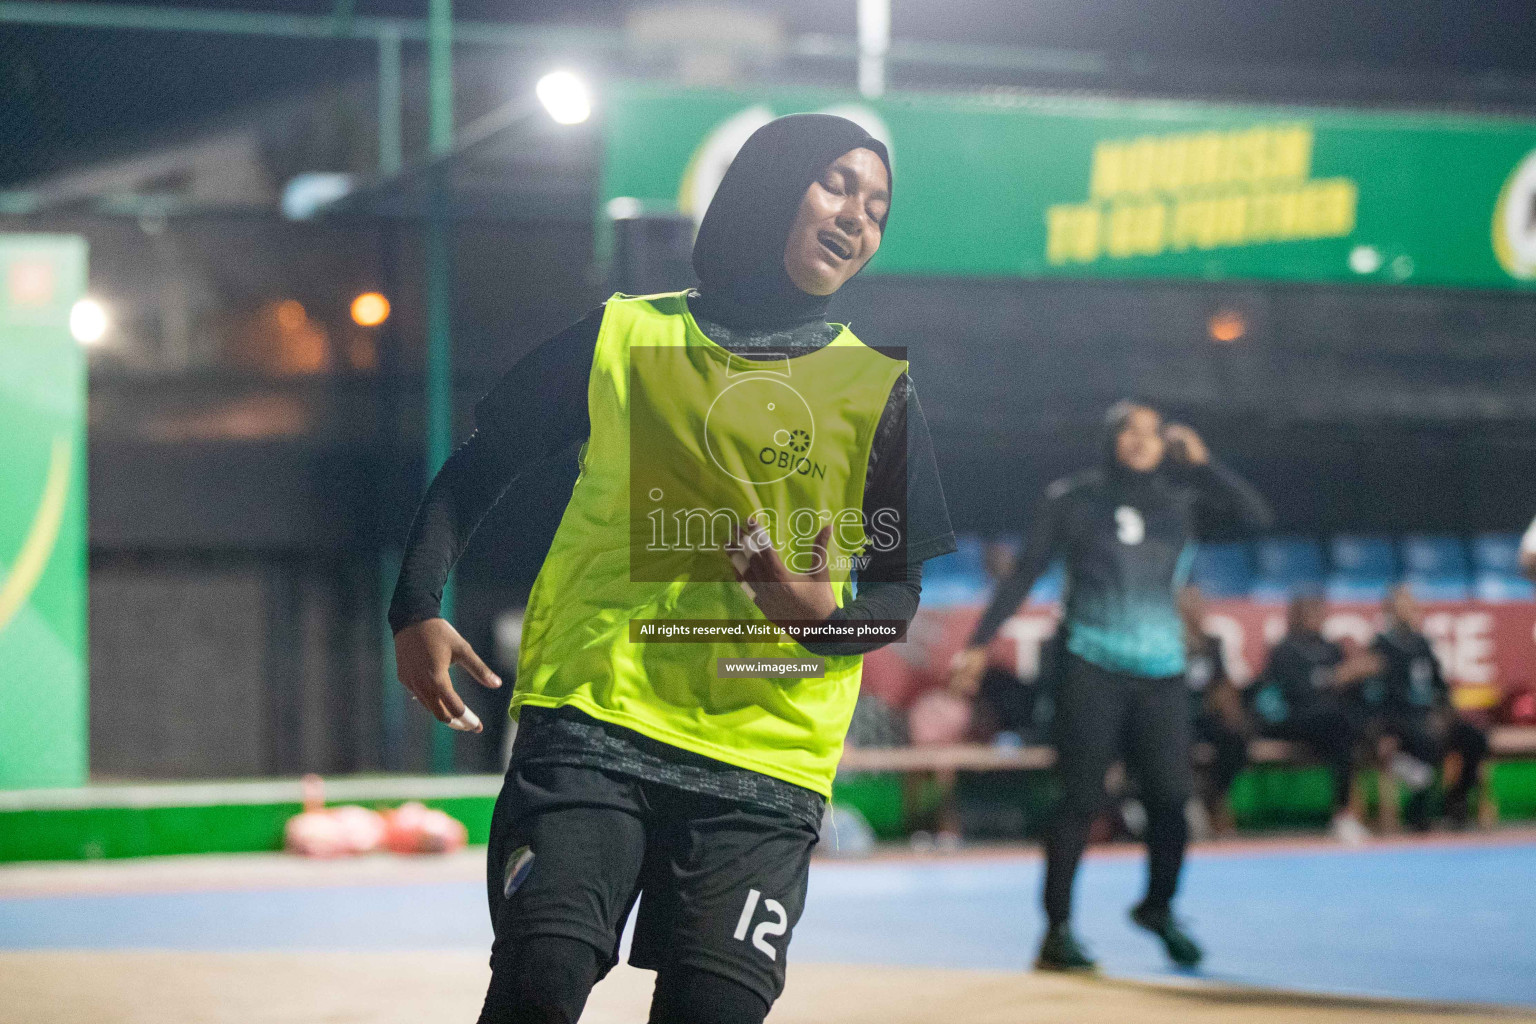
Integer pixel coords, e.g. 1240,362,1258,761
477,935,768,1024
1194,711,1249,801
1044,653,1194,928
1264,709,1359,811
1384,713,1490,823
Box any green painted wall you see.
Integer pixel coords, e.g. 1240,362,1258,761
0,763,1531,862
0,795,497,862
0,234,88,789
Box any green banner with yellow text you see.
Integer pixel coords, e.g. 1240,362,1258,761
601,84,1536,289
0,234,88,789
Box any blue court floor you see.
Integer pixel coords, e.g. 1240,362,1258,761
2,836,1533,1008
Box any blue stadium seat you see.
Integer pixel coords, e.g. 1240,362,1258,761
953,532,988,578
1027,560,1064,605
1472,533,1524,576
1325,535,1398,602
1473,573,1535,602
1251,536,1325,602
1189,542,1255,598
919,533,990,607
1471,532,1534,602
1400,535,1471,601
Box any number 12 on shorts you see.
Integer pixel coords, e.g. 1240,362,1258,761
733,888,788,960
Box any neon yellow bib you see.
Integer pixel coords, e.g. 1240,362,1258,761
512,291,907,796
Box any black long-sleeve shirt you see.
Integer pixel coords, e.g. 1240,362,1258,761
969,460,1272,677
1370,625,1450,717
1251,629,1345,725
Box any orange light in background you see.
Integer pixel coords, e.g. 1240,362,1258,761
1207,310,1247,343
351,292,391,327
275,298,307,331
266,298,329,374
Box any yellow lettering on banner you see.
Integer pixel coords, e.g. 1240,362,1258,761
1225,127,1262,185
1192,195,1237,248
1153,136,1191,193
1215,132,1240,188
1046,205,1075,263
1122,137,1156,195
1046,204,1103,264
1186,132,1223,189
1271,125,1313,180
1275,189,1302,238
1089,141,1124,199
1212,195,1246,246
1297,182,1345,236
1133,202,1167,255
1169,199,1195,250
1247,191,1285,242
1106,204,1136,257
1314,179,1358,236
1078,206,1105,260
1295,185,1322,236
1106,202,1169,257
1053,119,1353,264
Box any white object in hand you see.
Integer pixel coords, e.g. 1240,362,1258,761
727,548,757,600
448,709,482,732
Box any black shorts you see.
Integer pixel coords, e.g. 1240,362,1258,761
484,760,820,1007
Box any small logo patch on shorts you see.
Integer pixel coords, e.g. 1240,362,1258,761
504,845,536,897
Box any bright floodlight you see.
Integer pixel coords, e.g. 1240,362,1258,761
350,291,391,327
537,71,591,125
69,298,109,345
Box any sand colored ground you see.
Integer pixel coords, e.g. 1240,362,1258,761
2,951,1532,1024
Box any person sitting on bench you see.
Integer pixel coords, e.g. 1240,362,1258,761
1248,593,1381,846
1370,585,1490,830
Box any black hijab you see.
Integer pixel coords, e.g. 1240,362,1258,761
691,113,892,330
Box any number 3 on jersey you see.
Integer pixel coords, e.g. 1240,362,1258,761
1115,506,1145,545
733,888,788,960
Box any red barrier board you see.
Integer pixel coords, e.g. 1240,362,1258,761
860,600,1536,710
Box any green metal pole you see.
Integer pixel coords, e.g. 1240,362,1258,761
375,26,406,774
428,0,454,157
377,25,403,176
426,0,455,775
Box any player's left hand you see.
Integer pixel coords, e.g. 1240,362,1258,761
727,517,839,626
1163,423,1210,466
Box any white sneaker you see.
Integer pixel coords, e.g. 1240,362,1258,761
1331,813,1370,847
1185,797,1212,843
1390,752,1434,792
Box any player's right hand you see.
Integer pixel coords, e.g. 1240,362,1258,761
393,617,502,733
947,646,988,697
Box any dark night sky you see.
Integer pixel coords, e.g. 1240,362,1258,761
5,0,1536,186
25,0,1533,69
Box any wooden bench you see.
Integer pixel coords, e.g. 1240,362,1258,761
837,726,1536,831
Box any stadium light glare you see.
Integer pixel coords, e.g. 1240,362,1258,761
1207,310,1246,344
351,292,391,327
69,297,109,345
536,71,591,125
